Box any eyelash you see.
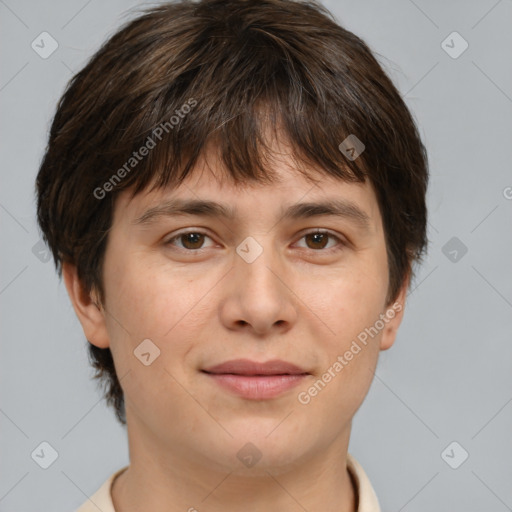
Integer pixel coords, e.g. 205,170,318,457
164,229,346,254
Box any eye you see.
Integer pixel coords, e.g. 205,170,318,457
165,230,215,251
294,229,345,252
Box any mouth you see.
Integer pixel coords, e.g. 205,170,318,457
201,359,310,400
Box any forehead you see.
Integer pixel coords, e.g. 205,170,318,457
113,146,381,232
120,151,378,220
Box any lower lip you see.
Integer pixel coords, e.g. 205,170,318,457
203,372,308,399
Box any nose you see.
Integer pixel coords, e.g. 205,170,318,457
218,237,298,336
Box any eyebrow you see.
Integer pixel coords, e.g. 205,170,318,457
133,198,372,231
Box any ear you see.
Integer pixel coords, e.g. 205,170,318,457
379,272,410,351
62,261,110,349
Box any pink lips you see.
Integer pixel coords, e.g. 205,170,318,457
201,359,309,400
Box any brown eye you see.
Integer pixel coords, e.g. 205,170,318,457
166,231,213,251
304,232,329,250
296,230,345,252
179,232,205,249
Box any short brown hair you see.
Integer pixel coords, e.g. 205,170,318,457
35,0,429,425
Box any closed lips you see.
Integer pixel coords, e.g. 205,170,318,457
201,358,309,376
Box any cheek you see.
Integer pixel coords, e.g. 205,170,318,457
295,334,379,443
105,255,215,359
298,279,383,419
302,262,387,346
103,258,206,415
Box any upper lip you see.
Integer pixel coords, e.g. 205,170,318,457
202,358,309,376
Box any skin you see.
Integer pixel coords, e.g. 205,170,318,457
63,137,408,512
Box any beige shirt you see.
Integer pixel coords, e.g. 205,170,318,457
75,452,381,512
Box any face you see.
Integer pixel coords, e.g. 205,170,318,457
65,142,407,475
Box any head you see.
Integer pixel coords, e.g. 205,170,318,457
36,0,428,466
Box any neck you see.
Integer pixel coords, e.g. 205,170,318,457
112,424,357,512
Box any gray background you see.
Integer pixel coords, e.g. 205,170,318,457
1,0,511,510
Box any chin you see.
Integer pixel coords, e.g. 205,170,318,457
220,422,313,471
